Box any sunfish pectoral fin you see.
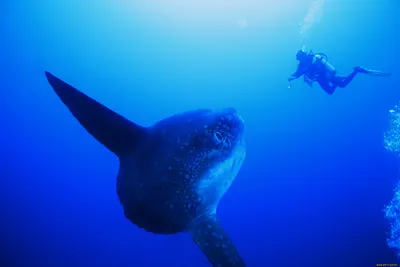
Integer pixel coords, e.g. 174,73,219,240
189,215,246,267
45,71,147,157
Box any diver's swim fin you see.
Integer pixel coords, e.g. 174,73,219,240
355,66,391,77
364,69,391,76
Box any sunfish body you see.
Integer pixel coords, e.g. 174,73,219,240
45,72,247,267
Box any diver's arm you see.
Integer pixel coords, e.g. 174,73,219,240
288,68,306,81
288,74,299,82
288,61,309,81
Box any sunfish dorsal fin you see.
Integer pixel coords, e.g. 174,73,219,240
45,71,147,157
189,215,246,267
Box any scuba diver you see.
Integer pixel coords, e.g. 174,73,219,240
288,49,391,95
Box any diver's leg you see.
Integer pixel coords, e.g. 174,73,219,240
317,76,337,95
331,69,359,88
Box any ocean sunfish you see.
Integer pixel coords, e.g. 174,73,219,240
45,72,247,267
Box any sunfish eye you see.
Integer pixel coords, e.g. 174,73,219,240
213,131,224,143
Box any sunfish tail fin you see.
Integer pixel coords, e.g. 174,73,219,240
189,215,246,267
45,71,147,157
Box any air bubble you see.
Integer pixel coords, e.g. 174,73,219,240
383,101,400,258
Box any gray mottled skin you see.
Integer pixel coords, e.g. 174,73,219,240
45,71,247,267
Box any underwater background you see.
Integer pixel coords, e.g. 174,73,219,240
2,0,399,266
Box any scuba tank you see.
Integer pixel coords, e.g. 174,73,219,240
315,53,335,73
303,52,334,86
315,52,328,60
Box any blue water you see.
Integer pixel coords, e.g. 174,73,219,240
2,0,399,266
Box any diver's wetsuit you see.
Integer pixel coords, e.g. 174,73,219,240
290,52,362,95
311,54,359,95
